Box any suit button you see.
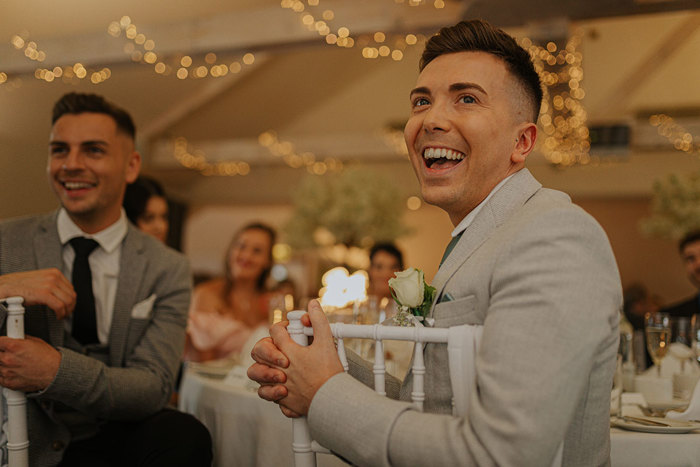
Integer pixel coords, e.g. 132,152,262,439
40,401,50,410
52,440,65,451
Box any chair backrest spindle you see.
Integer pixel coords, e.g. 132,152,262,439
1,297,29,467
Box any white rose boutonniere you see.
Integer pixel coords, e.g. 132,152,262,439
388,267,436,326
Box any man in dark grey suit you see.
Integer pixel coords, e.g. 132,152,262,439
0,93,211,466
249,20,621,466
660,230,700,319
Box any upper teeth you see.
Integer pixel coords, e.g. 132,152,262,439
64,182,92,189
423,148,465,160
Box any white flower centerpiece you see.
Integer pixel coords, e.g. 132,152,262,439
388,268,436,326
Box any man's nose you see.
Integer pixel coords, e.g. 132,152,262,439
422,103,451,133
63,149,86,170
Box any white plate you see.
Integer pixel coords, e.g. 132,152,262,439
612,416,700,434
646,399,688,412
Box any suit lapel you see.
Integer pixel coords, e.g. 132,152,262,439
109,226,146,366
429,169,542,316
34,212,66,345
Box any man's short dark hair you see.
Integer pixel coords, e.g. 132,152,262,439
369,243,404,270
52,92,136,139
679,230,700,254
420,19,543,122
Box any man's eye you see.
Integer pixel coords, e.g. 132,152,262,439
460,95,476,104
413,97,430,107
87,146,104,155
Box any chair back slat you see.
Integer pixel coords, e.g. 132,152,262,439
373,339,386,396
336,338,349,372
410,342,426,411
1,297,29,467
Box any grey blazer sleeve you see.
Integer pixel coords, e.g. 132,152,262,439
308,205,621,467
39,250,191,420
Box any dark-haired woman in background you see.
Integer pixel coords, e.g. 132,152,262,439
123,176,169,244
185,223,275,362
367,243,404,300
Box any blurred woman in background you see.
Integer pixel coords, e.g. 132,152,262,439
123,175,169,244
185,223,276,362
367,243,404,300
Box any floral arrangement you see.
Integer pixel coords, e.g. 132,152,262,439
640,171,700,239
284,167,409,250
388,268,436,326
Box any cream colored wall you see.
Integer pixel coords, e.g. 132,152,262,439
0,140,58,220
576,198,695,306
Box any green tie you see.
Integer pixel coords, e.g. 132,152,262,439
439,231,463,266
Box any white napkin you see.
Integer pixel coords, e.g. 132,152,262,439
644,344,700,378
666,377,700,421
620,392,648,417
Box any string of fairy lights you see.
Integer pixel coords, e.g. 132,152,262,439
173,137,252,177
279,0,433,61
6,34,113,85
106,16,258,80
258,130,344,175
520,31,591,167
170,133,344,176
650,114,700,156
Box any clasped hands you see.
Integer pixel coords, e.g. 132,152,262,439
247,300,343,418
0,268,72,391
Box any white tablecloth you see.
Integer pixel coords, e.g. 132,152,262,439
611,428,700,467
180,368,700,467
179,368,346,467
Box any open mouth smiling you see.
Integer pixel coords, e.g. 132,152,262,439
61,181,96,191
422,147,466,169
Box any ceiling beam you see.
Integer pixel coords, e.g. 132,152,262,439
600,11,700,115
139,53,269,144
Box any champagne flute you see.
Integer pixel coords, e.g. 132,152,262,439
645,312,671,377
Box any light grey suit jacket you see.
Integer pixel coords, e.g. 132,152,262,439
0,211,191,467
308,169,622,467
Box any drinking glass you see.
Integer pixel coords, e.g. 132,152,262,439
645,312,671,377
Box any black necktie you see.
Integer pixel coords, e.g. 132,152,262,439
439,231,464,267
70,237,100,345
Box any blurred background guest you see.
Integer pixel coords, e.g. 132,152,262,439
123,175,169,244
660,230,700,318
367,243,404,300
185,222,275,362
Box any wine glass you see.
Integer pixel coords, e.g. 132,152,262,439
645,312,671,377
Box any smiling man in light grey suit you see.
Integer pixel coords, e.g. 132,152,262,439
249,20,621,467
0,93,211,466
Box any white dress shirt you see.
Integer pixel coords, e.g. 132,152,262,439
57,208,127,344
450,173,515,237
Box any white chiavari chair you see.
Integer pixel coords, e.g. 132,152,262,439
0,297,29,467
287,310,483,467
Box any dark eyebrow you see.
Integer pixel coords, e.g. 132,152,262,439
49,140,109,147
449,82,487,95
409,86,431,98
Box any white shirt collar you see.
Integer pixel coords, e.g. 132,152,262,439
451,172,516,238
57,208,128,253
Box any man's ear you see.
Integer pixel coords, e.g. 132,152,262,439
125,151,142,184
511,123,537,164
